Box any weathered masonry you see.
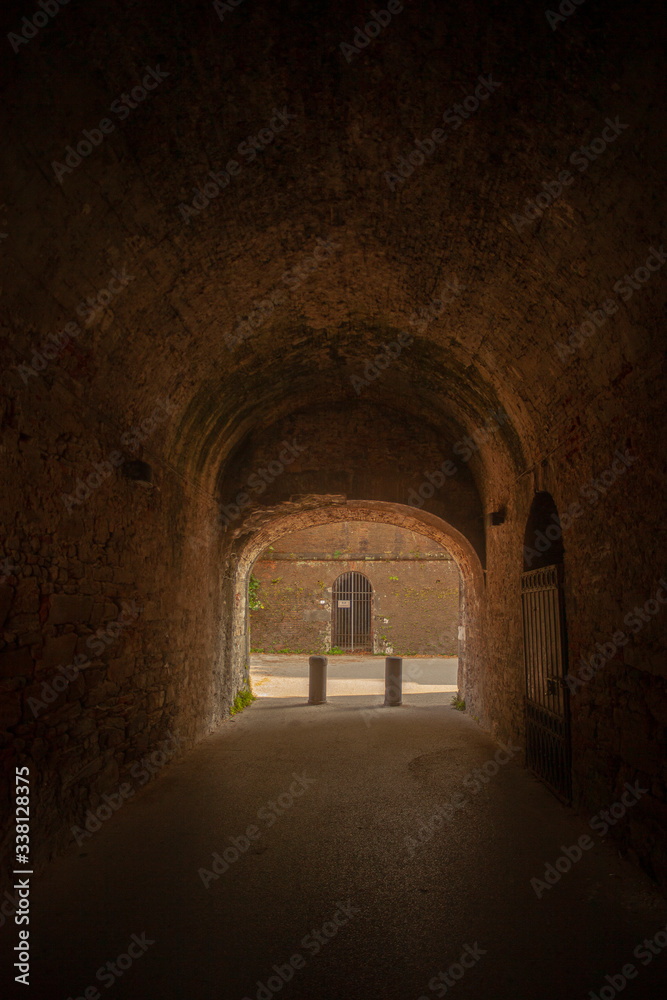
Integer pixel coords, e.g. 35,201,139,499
0,0,665,895
250,523,459,655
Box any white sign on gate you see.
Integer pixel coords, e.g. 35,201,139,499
338,599,351,608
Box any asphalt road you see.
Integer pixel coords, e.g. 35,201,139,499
250,653,459,698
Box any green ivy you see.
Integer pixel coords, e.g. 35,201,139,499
230,684,256,715
248,574,264,610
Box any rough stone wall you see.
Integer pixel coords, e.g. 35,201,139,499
467,406,667,890
218,403,486,562
545,416,667,890
0,378,232,880
257,522,452,558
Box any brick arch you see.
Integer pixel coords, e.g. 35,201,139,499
228,498,485,704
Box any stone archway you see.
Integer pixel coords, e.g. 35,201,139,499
227,498,485,711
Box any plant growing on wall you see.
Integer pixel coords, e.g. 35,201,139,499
230,684,256,715
248,574,264,610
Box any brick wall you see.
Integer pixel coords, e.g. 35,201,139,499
249,522,459,654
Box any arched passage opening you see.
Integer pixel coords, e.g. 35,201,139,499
522,490,565,572
225,498,485,713
245,518,464,701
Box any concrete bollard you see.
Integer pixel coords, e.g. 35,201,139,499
384,656,402,706
308,655,328,704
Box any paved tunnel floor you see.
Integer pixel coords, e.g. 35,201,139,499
19,691,667,1000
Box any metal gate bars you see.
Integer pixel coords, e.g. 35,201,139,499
332,572,372,652
521,565,572,803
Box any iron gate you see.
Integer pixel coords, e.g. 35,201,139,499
332,572,372,651
521,565,572,802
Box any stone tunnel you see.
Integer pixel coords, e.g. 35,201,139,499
0,0,666,997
